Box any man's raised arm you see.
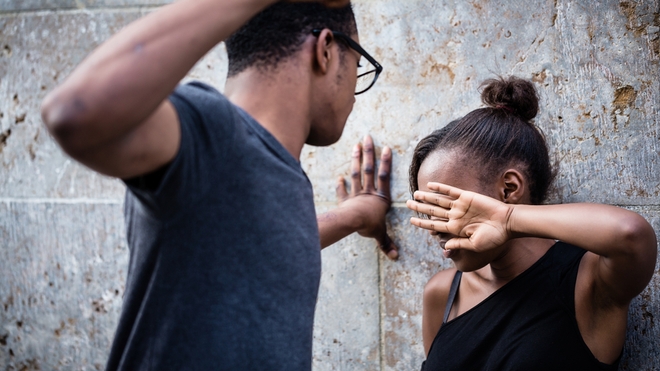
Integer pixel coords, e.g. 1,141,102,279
41,0,347,179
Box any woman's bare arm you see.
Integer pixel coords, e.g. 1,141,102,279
421,269,455,355
509,203,656,304
408,182,657,306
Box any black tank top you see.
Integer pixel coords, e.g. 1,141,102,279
421,242,621,371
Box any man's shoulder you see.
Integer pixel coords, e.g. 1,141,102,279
172,81,227,108
178,80,221,94
169,80,239,138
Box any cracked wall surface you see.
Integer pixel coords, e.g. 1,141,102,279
1,0,659,370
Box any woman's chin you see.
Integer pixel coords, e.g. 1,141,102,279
450,250,491,272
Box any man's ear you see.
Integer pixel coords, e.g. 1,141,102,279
314,28,335,74
498,168,526,204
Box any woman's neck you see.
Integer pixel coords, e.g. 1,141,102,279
475,237,556,286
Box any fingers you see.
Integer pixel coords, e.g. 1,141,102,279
444,237,473,251
336,176,348,202
362,135,376,193
406,200,449,219
409,216,450,233
378,234,399,260
377,146,392,199
426,182,463,199
412,191,454,209
350,143,362,197
348,136,391,198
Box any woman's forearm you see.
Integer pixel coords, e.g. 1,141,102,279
509,203,656,259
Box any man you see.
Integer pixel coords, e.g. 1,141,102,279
41,0,397,369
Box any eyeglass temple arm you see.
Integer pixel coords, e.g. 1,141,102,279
312,29,383,73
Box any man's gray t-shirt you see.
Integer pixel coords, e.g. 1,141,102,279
106,82,322,370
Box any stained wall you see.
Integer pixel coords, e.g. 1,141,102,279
1,0,659,370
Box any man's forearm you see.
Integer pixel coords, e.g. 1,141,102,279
41,0,275,153
318,207,364,249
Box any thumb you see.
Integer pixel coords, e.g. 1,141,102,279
444,237,473,251
378,234,399,260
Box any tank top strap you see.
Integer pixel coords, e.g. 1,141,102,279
443,270,463,324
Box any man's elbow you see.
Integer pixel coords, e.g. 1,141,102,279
41,91,94,159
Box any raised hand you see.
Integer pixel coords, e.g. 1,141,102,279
406,182,513,253
335,135,398,259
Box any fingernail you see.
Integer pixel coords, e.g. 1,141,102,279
388,250,399,260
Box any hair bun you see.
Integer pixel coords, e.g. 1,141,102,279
480,76,539,121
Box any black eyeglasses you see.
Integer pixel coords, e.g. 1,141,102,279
312,29,383,95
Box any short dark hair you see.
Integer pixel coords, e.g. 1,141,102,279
409,76,556,205
225,3,356,78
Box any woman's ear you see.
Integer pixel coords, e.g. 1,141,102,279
314,28,335,74
498,168,526,204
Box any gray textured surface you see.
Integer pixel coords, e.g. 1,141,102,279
313,205,381,370
1,0,659,370
0,0,172,13
0,202,126,370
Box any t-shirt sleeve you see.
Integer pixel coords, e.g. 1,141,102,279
124,81,237,218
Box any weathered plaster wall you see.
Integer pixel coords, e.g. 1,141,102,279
1,0,659,370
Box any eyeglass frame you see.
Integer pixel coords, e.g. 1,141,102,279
311,29,383,95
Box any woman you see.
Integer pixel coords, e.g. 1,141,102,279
406,76,657,370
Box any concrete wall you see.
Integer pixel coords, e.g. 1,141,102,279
1,0,659,370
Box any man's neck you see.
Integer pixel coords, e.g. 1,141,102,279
224,64,313,160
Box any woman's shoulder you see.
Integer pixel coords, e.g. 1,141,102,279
423,268,460,355
424,268,459,306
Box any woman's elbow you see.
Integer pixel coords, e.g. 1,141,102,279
619,212,657,265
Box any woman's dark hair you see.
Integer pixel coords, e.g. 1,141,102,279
226,3,356,77
409,76,555,205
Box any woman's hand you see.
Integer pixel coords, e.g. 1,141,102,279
406,182,514,252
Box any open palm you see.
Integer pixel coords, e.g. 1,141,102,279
407,183,513,252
